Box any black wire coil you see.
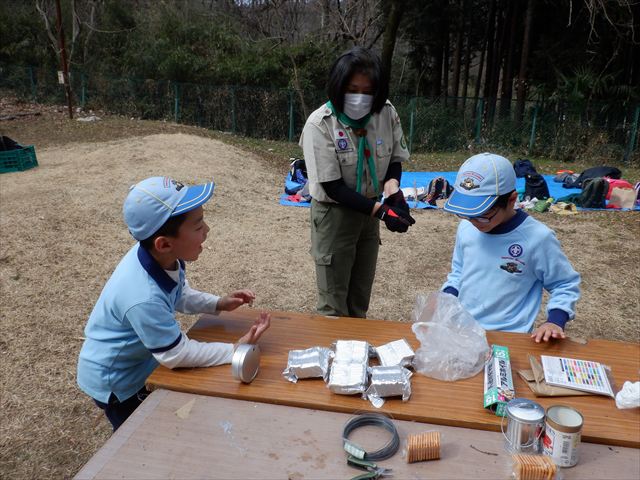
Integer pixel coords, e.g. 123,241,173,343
342,413,400,461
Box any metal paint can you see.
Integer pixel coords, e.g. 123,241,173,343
231,344,261,383
543,405,583,467
502,398,546,454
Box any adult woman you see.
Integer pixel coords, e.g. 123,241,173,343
299,46,414,318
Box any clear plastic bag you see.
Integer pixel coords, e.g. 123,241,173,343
411,291,489,381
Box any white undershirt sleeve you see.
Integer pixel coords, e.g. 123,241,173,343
153,333,234,369
166,267,220,314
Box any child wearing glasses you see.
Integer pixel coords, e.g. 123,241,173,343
442,153,580,343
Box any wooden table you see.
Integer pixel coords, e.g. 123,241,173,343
75,389,640,480
147,309,640,448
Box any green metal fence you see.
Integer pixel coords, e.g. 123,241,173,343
1,63,637,163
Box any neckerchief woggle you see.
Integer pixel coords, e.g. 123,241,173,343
326,101,379,196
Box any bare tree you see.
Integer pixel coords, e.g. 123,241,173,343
35,0,103,68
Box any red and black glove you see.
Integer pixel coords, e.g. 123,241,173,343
375,204,412,233
384,190,411,216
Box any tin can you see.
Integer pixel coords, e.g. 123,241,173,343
543,405,583,467
502,398,546,454
231,344,260,383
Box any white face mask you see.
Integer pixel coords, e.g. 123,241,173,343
343,93,373,120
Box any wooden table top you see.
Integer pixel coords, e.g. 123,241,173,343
75,389,640,480
146,309,640,448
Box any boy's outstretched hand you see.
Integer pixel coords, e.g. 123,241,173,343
236,311,271,346
531,322,566,343
218,289,256,311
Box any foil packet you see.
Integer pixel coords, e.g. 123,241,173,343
365,365,412,408
328,362,368,395
333,340,370,365
283,346,333,383
375,339,415,367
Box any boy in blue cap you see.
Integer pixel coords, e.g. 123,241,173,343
77,176,270,431
442,153,580,342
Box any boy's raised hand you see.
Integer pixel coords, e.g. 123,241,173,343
218,289,256,311
531,322,566,343
236,312,271,346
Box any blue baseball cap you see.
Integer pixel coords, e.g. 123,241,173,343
123,176,214,241
444,153,516,216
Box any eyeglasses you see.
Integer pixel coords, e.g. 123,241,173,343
456,208,499,224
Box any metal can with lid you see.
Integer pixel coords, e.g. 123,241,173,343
231,344,261,383
543,405,583,467
502,398,546,454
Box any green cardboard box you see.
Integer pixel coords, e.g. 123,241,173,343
483,345,515,417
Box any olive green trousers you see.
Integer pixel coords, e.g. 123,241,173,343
310,200,380,318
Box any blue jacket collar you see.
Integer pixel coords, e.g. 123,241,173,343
136,245,185,293
488,209,528,235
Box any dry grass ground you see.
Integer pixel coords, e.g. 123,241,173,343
0,102,639,478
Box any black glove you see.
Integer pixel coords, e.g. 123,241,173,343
384,190,410,215
375,204,412,233
383,190,416,225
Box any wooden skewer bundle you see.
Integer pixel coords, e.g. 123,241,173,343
406,431,440,463
513,454,557,480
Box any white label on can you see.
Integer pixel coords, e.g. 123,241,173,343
543,422,581,467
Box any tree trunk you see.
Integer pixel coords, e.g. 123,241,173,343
381,0,406,84
516,0,535,124
472,38,487,117
450,0,465,108
490,0,509,120
461,5,471,109
443,24,450,104
499,0,519,117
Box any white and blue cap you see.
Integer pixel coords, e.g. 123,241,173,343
444,153,515,217
123,176,214,241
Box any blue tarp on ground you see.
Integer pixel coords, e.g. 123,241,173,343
279,172,639,210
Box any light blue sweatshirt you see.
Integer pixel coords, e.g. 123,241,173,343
442,210,580,333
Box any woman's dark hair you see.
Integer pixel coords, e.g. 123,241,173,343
494,190,516,209
326,46,389,115
139,213,187,251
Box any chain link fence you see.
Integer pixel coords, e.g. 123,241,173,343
2,63,638,163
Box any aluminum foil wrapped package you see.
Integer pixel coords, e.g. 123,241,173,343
375,339,415,367
333,340,370,365
283,347,333,383
365,366,413,408
328,362,368,395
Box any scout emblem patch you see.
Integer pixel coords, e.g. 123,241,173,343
334,129,353,152
500,244,525,274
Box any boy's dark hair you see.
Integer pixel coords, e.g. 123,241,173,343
139,213,188,250
493,190,516,210
326,46,389,115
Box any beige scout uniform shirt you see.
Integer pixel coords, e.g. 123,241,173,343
299,100,410,203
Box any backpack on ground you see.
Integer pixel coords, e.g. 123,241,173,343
524,173,550,200
425,177,453,205
579,177,608,208
513,158,538,178
570,166,622,189
284,158,308,195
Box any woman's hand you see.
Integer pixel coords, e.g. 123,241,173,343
236,311,271,346
217,289,256,312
